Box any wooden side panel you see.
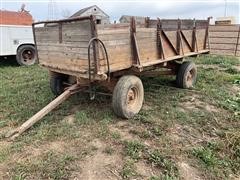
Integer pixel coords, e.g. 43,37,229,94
35,26,59,43
196,29,206,50
181,30,193,53
97,28,132,72
164,31,177,50
136,28,158,63
209,25,240,56
35,19,93,74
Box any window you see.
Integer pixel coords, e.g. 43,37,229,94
96,19,101,24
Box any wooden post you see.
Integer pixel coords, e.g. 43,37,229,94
145,17,150,28
130,17,141,65
90,15,99,74
203,17,211,49
234,25,240,56
177,19,181,55
157,18,165,59
192,19,198,52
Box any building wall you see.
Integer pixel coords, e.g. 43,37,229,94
81,8,110,24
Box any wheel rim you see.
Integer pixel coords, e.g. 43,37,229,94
127,87,139,109
186,69,196,87
21,49,35,64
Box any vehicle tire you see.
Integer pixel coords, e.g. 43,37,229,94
112,75,144,119
49,71,69,96
16,45,36,66
176,61,197,89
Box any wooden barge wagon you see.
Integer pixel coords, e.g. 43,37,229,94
6,15,211,139
32,15,210,119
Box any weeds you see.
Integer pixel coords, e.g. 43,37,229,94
121,159,137,179
125,140,144,160
147,150,178,178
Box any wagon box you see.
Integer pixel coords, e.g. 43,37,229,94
32,15,209,118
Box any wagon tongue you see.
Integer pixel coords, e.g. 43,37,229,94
5,84,82,141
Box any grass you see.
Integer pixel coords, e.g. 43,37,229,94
11,151,76,179
0,55,239,179
121,159,137,179
147,149,179,178
125,140,145,160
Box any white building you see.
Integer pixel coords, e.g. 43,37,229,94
70,5,110,24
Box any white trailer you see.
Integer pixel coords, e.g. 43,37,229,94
0,25,36,65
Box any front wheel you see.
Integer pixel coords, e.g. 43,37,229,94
112,75,144,119
16,45,37,66
49,71,69,96
176,61,197,89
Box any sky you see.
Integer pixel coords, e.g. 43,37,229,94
1,0,240,24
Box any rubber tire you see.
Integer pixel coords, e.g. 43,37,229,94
112,75,144,119
176,61,197,89
16,45,36,66
50,71,69,96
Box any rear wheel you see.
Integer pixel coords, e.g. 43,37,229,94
176,61,197,89
16,45,36,66
49,71,69,96
112,75,144,119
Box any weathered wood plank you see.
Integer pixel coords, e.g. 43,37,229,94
210,43,236,50
98,33,130,41
38,50,93,60
210,49,235,56
209,31,239,38
209,25,240,32
209,37,238,44
97,23,130,30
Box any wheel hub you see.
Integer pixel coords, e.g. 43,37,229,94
186,70,194,87
22,49,34,62
127,88,137,106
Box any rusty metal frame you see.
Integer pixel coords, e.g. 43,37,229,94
130,17,141,65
